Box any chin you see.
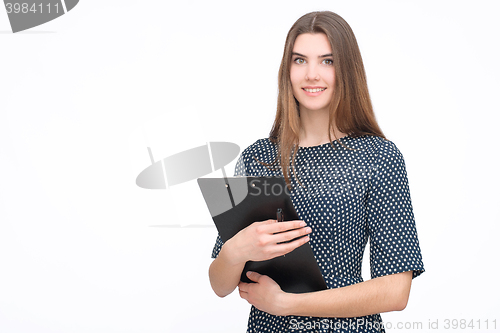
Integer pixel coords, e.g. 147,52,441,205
300,105,330,112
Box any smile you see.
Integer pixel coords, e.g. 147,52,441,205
303,88,326,93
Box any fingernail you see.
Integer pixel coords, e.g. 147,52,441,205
306,227,312,233
300,221,306,227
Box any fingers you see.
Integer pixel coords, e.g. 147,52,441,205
240,219,312,262
238,272,264,302
238,280,251,302
251,231,310,259
238,281,249,292
274,226,312,244
255,220,312,259
273,233,311,256
238,287,248,300
260,220,307,234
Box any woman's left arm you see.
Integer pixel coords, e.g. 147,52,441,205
238,270,413,317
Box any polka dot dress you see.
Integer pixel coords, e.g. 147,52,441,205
211,135,425,333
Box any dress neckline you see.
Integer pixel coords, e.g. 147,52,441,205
298,134,352,149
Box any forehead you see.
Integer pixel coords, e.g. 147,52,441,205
292,33,332,55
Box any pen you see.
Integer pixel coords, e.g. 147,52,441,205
277,208,283,222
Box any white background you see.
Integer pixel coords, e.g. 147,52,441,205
1,1,499,332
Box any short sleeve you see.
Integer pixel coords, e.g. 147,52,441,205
211,154,247,259
366,141,425,279
211,235,223,259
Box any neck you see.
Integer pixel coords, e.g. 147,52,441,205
298,107,346,147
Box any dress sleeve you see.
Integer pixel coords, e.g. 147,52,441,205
211,154,247,259
366,141,425,279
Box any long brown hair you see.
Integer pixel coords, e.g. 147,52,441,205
257,11,385,190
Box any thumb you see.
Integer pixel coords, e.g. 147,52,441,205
246,271,262,282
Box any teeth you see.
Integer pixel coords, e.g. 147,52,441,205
304,88,325,93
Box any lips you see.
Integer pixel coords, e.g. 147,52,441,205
303,87,326,93
302,87,326,96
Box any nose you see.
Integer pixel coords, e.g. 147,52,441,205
305,63,320,81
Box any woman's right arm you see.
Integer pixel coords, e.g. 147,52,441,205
208,238,247,298
209,219,312,298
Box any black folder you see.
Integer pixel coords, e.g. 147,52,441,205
197,176,327,293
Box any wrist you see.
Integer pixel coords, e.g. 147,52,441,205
280,292,300,316
221,238,244,266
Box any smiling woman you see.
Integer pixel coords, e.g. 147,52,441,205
290,33,336,118
209,11,424,333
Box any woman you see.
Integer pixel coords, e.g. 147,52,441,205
209,11,424,333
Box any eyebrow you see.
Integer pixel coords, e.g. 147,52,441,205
292,52,333,58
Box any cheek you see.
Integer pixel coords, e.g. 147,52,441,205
289,68,302,91
323,68,335,87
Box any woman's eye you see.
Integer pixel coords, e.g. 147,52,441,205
294,58,305,64
323,59,334,65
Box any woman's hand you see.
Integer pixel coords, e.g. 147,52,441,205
225,219,312,266
209,218,311,298
238,271,291,316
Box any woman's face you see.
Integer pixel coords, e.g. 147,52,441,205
290,33,335,114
